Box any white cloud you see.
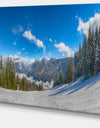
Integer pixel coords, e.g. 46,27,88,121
49,38,52,43
23,31,34,40
23,31,45,51
36,39,44,48
78,13,100,37
54,42,74,57
12,25,24,34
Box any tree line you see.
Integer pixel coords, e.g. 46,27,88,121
55,26,100,85
74,26,100,81
0,56,43,91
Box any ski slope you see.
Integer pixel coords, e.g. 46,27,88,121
0,74,100,114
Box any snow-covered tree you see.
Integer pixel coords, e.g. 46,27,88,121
66,59,73,83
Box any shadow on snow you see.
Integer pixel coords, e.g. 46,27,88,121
49,74,100,96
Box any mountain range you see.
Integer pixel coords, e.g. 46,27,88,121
3,56,72,82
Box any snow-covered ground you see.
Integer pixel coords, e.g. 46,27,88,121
0,74,100,114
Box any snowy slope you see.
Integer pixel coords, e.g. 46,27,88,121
0,74,100,114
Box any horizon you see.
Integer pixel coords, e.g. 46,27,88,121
1,54,72,64
0,4,100,61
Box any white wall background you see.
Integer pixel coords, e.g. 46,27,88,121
1,103,100,128
1,0,100,127
0,0,100,6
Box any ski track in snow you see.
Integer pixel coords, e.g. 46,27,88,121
0,74,100,114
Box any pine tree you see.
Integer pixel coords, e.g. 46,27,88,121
0,55,3,87
94,26,99,73
5,57,10,89
11,62,16,90
98,27,100,72
0,55,3,71
73,52,77,81
21,75,25,91
78,44,82,76
2,66,5,88
16,74,19,84
86,27,92,77
90,30,95,75
82,35,87,77
82,35,88,79
74,52,79,78
0,55,44,91
54,74,59,86
58,64,64,84
66,59,73,83
0,70,2,87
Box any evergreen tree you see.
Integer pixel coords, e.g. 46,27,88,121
0,70,2,87
0,55,44,91
16,74,19,84
66,59,73,83
98,27,100,72
74,52,79,78
11,62,16,90
0,55,3,87
87,27,91,75
82,35,88,79
94,26,99,72
2,67,5,88
78,44,82,76
5,57,10,89
54,74,59,86
21,75,25,91
90,30,95,75
73,52,77,81
0,55,3,70
58,64,64,84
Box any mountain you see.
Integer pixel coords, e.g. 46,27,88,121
27,57,72,82
3,56,73,82
3,56,31,74
14,60,31,74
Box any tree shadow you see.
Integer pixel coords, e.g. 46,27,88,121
50,74,100,96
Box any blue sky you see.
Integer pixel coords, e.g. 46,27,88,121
0,4,100,62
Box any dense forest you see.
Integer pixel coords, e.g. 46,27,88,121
56,26,100,85
74,26,100,81
0,56,43,91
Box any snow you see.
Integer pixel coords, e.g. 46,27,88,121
39,68,44,75
0,74,100,114
16,73,54,89
16,73,33,81
43,79,54,89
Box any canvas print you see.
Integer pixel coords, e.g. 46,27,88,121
0,4,100,114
